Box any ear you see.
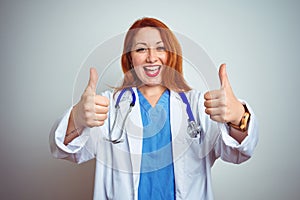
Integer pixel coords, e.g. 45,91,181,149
127,55,133,69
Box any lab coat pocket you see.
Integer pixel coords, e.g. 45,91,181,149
183,143,206,176
173,136,204,176
184,137,203,159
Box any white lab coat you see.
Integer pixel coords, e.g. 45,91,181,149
49,88,258,200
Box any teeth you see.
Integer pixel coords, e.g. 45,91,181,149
144,66,160,71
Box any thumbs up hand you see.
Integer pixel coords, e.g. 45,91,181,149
72,67,109,129
204,64,244,125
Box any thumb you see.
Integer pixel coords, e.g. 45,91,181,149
218,63,230,88
87,67,98,91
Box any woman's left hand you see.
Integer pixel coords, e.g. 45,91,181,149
204,64,244,126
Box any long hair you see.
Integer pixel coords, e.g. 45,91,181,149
116,17,191,93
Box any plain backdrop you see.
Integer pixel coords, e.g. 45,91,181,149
0,0,299,199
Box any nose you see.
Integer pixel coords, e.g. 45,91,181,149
146,48,158,63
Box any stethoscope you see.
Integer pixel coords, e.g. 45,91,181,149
105,88,202,144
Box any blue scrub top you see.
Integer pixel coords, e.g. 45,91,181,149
137,89,175,200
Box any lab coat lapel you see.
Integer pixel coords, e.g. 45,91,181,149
125,88,143,172
118,88,143,195
170,91,183,142
170,91,189,146
170,91,190,198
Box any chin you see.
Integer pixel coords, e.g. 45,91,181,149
143,78,162,86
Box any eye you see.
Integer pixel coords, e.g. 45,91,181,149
135,48,147,53
156,46,166,52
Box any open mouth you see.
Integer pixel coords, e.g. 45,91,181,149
143,65,161,77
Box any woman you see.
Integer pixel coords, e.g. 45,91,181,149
50,17,258,200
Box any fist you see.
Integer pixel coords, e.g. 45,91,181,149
73,68,109,128
204,64,244,125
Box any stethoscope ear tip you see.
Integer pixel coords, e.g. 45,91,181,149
104,137,124,144
111,139,124,144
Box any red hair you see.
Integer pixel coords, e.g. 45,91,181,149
117,17,191,92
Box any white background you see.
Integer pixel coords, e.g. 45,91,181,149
0,0,299,199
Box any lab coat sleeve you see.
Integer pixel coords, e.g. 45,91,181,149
49,107,98,164
192,90,258,164
213,100,259,164
49,90,112,164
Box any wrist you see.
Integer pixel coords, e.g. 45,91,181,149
71,105,84,130
64,106,84,145
228,104,250,132
231,103,245,126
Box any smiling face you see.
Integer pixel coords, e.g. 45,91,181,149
130,27,168,86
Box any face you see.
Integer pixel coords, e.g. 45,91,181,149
130,27,168,86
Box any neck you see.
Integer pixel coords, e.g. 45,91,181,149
138,85,167,107
138,85,166,96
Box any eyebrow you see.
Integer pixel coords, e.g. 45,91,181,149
134,41,163,46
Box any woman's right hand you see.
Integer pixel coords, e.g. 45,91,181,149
72,67,109,129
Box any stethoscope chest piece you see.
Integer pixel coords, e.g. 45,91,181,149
187,120,202,138
178,92,202,140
